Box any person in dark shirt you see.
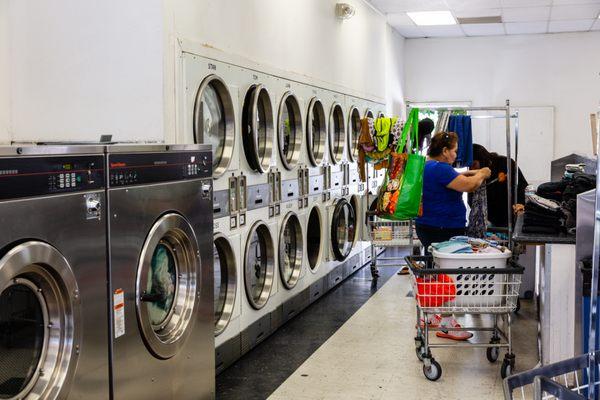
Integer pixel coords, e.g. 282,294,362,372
471,144,528,228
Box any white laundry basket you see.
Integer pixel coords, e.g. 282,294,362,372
431,249,513,308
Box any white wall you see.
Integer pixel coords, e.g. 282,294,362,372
405,32,600,159
1,0,405,143
385,25,405,118
3,0,164,143
0,0,10,143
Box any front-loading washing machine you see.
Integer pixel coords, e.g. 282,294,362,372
213,197,243,374
0,145,108,400
106,144,214,399
239,189,278,354
305,185,327,304
273,77,305,183
346,99,362,168
327,96,347,176
184,53,239,194
325,171,358,265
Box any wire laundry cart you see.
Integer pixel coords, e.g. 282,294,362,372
366,211,421,272
405,254,524,381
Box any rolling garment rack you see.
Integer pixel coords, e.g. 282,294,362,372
366,100,520,278
503,110,600,400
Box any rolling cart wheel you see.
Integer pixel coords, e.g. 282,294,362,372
423,358,442,381
501,356,515,379
415,339,425,362
486,347,499,363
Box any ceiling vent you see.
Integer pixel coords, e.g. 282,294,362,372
457,16,503,24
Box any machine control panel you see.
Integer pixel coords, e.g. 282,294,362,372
0,154,105,200
108,150,211,187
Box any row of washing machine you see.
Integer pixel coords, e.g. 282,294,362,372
0,144,215,399
179,53,386,372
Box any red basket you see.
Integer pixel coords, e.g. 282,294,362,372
415,274,456,307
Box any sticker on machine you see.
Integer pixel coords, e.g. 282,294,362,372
113,289,125,338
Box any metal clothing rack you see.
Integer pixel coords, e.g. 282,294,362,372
406,100,519,251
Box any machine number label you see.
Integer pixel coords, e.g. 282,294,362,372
113,289,126,339
252,74,258,80
286,202,293,209
214,221,219,230
208,63,217,70
312,89,317,95
285,83,291,88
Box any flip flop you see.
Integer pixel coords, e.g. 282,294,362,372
397,266,410,275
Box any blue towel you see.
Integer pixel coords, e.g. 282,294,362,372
430,241,473,254
447,115,473,167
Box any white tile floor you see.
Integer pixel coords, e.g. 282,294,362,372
269,269,539,400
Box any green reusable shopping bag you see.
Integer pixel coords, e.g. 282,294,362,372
377,108,425,220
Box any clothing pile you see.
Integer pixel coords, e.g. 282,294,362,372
357,117,404,181
524,172,596,235
430,236,507,254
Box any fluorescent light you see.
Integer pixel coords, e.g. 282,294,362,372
407,11,456,26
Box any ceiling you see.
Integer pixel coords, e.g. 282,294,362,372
366,0,600,38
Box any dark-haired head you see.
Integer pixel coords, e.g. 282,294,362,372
427,131,458,159
472,143,492,169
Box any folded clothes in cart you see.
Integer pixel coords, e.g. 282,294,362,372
430,236,506,254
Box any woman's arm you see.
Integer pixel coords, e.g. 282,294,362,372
447,168,491,193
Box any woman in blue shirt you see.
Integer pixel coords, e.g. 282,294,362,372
415,131,490,340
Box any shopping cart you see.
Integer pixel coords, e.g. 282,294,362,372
504,351,600,399
366,211,421,276
405,254,524,381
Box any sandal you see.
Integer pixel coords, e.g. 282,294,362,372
436,319,473,341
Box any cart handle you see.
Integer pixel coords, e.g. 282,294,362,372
404,255,525,275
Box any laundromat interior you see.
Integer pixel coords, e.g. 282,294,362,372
1,0,600,399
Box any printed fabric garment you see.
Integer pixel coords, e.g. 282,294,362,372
526,193,562,212
447,115,473,167
357,118,375,182
435,111,450,133
466,184,488,239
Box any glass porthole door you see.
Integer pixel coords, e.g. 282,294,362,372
242,85,274,173
244,222,275,309
331,199,357,261
213,234,237,336
306,207,322,271
279,212,303,290
347,107,361,163
0,241,80,400
278,92,303,170
136,213,200,360
306,98,326,167
193,74,235,178
329,103,345,165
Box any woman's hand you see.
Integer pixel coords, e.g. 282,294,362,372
478,167,492,179
513,203,525,215
461,169,479,177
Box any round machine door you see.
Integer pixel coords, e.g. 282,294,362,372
244,222,275,310
0,241,81,400
328,103,345,165
306,206,323,271
278,212,303,290
378,111,385,119
349,195,360,246
306,98,326,166
331,199,357,261
242,84,274,173
347,106,361,163
278,92,303,170
193,74,235,179
136,213,200,360
213,234,237,337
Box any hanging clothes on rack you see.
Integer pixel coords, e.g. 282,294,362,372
435,111,450,133
447,115,473,167
467,185,488,238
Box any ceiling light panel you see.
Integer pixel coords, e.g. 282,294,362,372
407,10,457,26
386,13,416,26
502,6,550,23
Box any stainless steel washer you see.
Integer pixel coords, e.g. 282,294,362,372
106,144,214,399
0,145,108,400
